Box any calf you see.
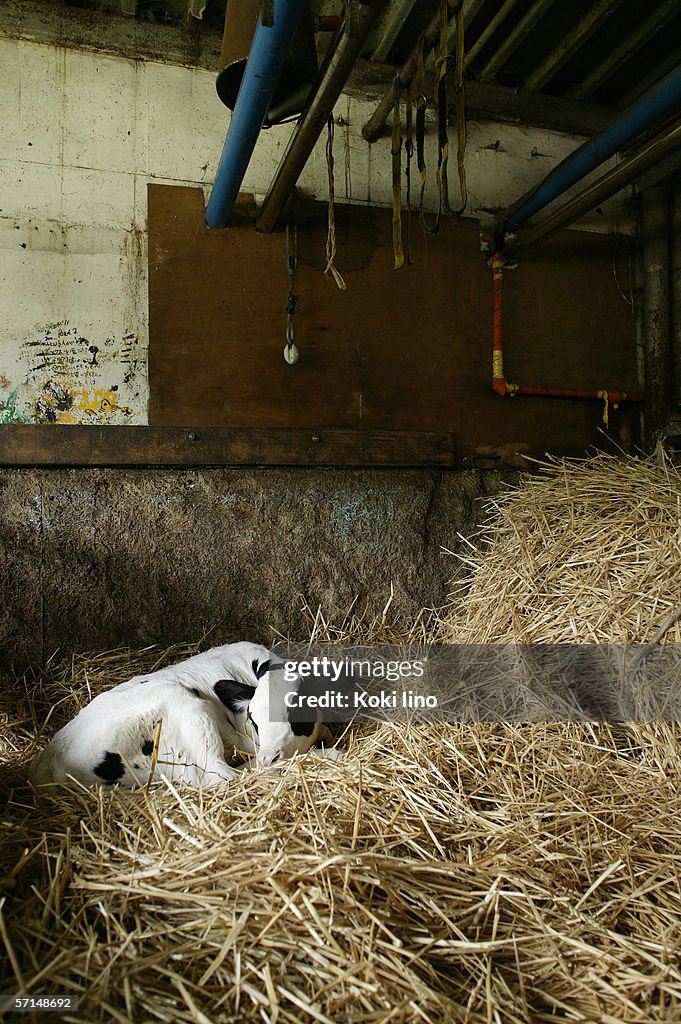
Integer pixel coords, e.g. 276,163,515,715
29,642,331,789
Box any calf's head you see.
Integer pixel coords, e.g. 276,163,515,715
216,657,321,767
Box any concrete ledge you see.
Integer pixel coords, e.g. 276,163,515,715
0,0,222,71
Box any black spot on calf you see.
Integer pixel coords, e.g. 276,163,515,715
291,719,315,737
141,739,154,756
93,751,125,784
214,678,256,714
252,659,270,680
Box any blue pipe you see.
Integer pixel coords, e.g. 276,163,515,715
205,0,308,229
503,63,681,234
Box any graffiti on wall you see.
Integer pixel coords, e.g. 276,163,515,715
0,320,144,424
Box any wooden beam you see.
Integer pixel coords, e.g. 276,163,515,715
350,62,614,135
0,425,456,468
460,81,613,135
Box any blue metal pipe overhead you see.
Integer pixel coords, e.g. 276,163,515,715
206,0,309,229
502,63,681,235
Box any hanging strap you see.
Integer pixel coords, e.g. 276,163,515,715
405,80,414,265
416,38,440,234
436,0,452,217
418,1,467,231
324,115,347,290
450,1,467,215
391,77,405,269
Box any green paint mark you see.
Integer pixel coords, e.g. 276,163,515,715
0,389,31,424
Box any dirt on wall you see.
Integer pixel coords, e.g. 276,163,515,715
0,466,515,674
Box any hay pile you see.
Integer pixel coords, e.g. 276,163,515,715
2,451,681,1022
3,654,681,1022
438,451,681,644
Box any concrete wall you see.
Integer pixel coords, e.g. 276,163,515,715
0,11,633,426
0,465,514,673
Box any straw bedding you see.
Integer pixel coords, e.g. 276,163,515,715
438,451,681,645
1,452,681,1023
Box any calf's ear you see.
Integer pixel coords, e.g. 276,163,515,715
252,657,286,680
214,678,256,713
252,658,271,680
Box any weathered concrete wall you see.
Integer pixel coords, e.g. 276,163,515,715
0,12,634,427
0,465,514,673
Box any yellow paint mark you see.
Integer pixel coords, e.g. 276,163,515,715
62,387,132,422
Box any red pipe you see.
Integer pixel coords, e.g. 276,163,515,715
490,250,641,406
509,384,638,401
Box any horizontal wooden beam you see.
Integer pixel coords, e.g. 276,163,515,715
0,425,456,468
349,61,613,136
462,81,614,135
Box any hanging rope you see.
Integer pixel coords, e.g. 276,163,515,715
324,115,347,290
284,220,299,364
391,77,405,269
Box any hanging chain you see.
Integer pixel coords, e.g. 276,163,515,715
284,220,299,364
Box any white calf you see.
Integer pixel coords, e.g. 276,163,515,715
29,642,330,789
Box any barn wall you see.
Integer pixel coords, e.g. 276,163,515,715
0,465,515,673
0,11,638,671
0,19,634,426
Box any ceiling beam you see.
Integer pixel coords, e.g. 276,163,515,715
444,0,487,55
465,0,526,68
367,0,419,63
568,0,681,101
619,42,681,108
479,0,559,82
523,0,625,93
460,80,614,134
349,61,615,134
